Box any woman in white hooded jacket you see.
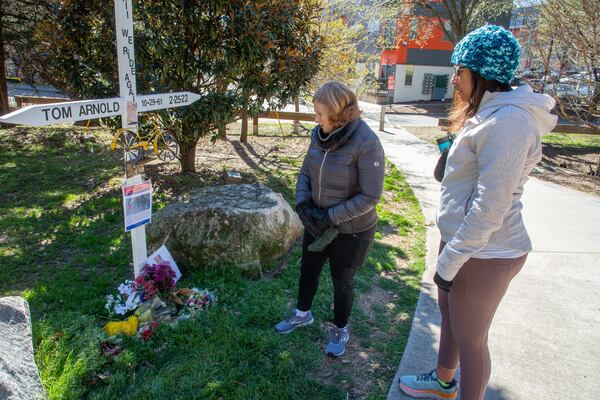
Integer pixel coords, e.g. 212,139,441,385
399,25,557,400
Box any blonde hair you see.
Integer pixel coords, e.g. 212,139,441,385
314,81,361,128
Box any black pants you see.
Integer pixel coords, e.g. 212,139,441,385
296,226,376,328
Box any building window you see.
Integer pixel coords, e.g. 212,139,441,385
409,18,418,40
405,65,414,86
380,64,395,91
422,74,434,95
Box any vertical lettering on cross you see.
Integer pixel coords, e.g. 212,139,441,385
115,0,137,130
114,0,145,276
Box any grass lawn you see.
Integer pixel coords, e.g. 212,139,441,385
0,125,425,400
540,132,600,148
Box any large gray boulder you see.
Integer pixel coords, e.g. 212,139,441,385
0,297,46,400
147,184,302,278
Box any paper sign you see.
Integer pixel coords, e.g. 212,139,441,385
122,180,152,231
146,245,181,282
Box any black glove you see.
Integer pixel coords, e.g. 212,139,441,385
433,272,453,292
296,201,321,237
305,207,333,232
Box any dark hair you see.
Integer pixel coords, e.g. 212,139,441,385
448,71,512,132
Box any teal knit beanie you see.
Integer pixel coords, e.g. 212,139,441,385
451,24,521,84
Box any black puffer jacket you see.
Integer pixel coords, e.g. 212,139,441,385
296,119,385,234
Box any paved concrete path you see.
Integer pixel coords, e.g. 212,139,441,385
360,116,600,400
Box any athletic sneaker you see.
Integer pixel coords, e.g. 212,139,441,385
325,325,350,357
274,310,314,334
399,369,457,399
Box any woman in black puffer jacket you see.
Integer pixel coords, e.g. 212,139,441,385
274,81,385,357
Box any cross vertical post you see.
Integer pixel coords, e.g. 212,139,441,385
114,0,146,276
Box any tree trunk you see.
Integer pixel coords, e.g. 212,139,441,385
179,142,197,172
544,39,554,77
592,67,600,107
293,97,300,134
240,111,248,143
0,12,10,115
218,124,227,140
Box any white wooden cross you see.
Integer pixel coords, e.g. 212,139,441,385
0,0,199,276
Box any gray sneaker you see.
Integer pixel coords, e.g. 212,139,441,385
399,369,457,399
325,325,349,357
274,310,314,334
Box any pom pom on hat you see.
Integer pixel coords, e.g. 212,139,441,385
451,24,521,84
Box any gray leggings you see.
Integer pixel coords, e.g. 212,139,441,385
437,242,527,400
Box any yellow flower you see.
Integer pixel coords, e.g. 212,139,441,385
104,316,139,337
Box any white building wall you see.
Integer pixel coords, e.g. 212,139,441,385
393,65,455,103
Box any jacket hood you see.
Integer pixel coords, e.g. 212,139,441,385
472,85,558,133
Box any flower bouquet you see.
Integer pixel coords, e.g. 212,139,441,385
103,260,216,341
105,280,141,316
175,287,218,320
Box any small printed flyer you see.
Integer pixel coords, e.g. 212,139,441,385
122,180,152,231
147,245,182,282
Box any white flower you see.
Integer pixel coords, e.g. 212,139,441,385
114,304,128,315
124,292,141,311
118,280,136,296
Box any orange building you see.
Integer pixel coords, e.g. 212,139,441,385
379,6,455,103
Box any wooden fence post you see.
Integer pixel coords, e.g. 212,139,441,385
293,97,300,134
379,106,386,131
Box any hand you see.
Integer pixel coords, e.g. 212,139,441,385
296,202,322,237
434,272,452,292
305,207,333,232
295,200,312,214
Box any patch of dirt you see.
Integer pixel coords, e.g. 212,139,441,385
360,285,394,322
195,135,308,171
143,135,311,200
312,284,407,400
531,144,600,196
314,321,380,400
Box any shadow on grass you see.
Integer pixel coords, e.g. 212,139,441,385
230,140,297,203
0,127,348,399
541,143,600,166
0,128,127,296
1,127,428,400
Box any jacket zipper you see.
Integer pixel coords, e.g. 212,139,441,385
317,149,329,205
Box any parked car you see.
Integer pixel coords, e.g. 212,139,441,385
542,72,560,83
520,68,544,79
545,83,579,97
547,83,594,97
526,79,547,93
559,76,578,85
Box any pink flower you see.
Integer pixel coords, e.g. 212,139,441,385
133,262,176,301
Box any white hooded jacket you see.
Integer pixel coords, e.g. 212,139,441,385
436,85,558,281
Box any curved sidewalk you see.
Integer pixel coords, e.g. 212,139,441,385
369,123,600,400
